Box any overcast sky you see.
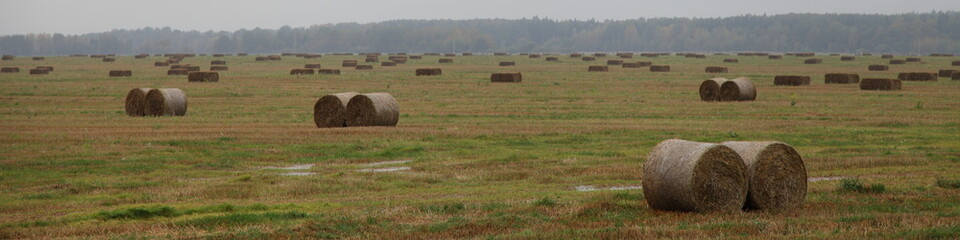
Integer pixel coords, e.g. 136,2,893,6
0,0,955,35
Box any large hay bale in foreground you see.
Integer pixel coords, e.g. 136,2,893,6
29,69,49,75
774,76,810,86
898,72,937,81
345,93,399,127
720,77,757,101
499,61,516,66
438,58,454,63
642,139,748,213
860,78,901,90
416,68,441,76
803,58,822,64
1,67,19,73
868,65,889,71
109,70,132,77
125,88,152,117
705,66,728,73
491,73,522,83
699,78,728,101
824,73,860,84
313,92,359,128
290,69,315,75
588,66,608,72
145,88,187,116
318,69,341,75
720,141,806,211
650,65,671,72
188,71,219,82
937,70,955,78
210,66,228,71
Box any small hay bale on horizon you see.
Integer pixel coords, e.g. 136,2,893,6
1,67,20,73
898,72,937,81
588,66,608,72
768,55,782,59
355,65,373,70
803,58,822,64
290,69,315,75
102,57,116,62
438,58,454,63
319,69,341,75
545,57,559,62
868,65,889,71
109,70,132,77
499,61,516,66
650,65,671,72
643,139,748,213
581,57,596,61
889,59,906,64
607,60,623,65
723,59,739,63
840,56,855,61
211,60,226,65
381,62,397,67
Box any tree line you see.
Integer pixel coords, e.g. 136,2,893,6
1,12,958,56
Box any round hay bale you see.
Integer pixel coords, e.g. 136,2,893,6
211,60,226,65
720,77,756,102
952,72,960,80
570,53,583,58
145,88,187,116
881,54,894,59
699,78,728,101
905,57,921,62
102,58,116,62
154,62,169,67
125,88,152,117
345,93,399,127
721,141,806,211
840,56,855,61
1,55,14,60
255,57,268,61
952,61,960,66
314,92,359,128
642,139,748,213
32,57,45,61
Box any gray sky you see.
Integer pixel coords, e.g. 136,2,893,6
1,0,955,35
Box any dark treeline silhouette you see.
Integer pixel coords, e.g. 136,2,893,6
1,12,958,55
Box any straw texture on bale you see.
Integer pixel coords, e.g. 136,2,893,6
721,141,806,211
720,77,757,102
29,69,49,75
318,69,341,75
109,70,132,77
499,61,516,66
490,73,522,83
803,58,821,64
642,139,748,213
416,68,441,76
187,71,219,82
898,72,937,81
210,66,228,71
774,76,811,86
705,66,728,73
1,67,19,73
345,93,399,127
145,88,187,117
937,70,955,78
868,65,889,71
302,64,320,69
824,73,860,84
699,78,727,101
125,88,152,117
313,92,359,128
650,65,671,72
860,78,902,90
588,66,608,72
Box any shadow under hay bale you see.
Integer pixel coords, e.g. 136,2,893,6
824,73,860,84
211,60,226,65
860,78,901,90
720,141,806,211
125,88,152,116
938,70,955,78
318,69,341,75
1,67,20,73
355,65,373,70
167,69,189,75
774,76,811,86
699,78,727,101
109,70,132,77
188,72,219,82
145,88,187,117
345,93,399,127
416,68,441,76
723,59,739,63
210,66,228,71
588,66,608,72
898,72,937,81
438,58,454,63
643,139,748,213
868,65,889,71
803,58,822,64
705,66,728,73
499,61,516,66
840,56,855,61
314,92,358,128
650,65,671,72
491,73,522,83
720,77,756,102
607,60,623,65
290,69,315,75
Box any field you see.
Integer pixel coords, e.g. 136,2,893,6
1,53,959,239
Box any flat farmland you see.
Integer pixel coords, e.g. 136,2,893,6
0,53,958,239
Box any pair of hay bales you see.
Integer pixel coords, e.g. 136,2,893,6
868,65,889,71
314,92,399,128
491,73,522,83
860,79,901,90
125,88,187,117
898,72,937,81
416,68,442,76
774,76,811,86
188,72,219,82
705,66,728,73
824,73,859,84
1,67,19,73
650,65,670,72
29,66,53,75
699,78,756,102
643,139,806,213
109,70,132,77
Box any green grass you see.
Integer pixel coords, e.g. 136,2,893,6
838,178,887,194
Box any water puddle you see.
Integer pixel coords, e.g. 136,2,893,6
278,172,316,176
263,164,315,170
576,185,643,192
808,176,846,182
365,160,411,167
357,167,411,173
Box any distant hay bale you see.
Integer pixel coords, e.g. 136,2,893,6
255,57,268,61
345,93,400,127
381,62,397,67
723,59,739,63
860,78,902,90
29,68,49,75
314,92,359,128
868,65,889,71
416,68,442,76
705,66,728,73
795,53,815,57
109,70,132,77
365,57,379,63
167,69,189,75
699,78,728,101
720,77,757,102
953,72,960,80
188,71,219,82
720,141,806,211
290,69,315,75
593,53,607,57
491,73,522,83
649,65,671,72
1,67,19,73
134,54,148,59
642,139,748,213
622,62,643,68
606,60,623,65
36,66,54,72
499,61,516,66
636,62,652,66
32,57,45,61
102,58,116,62
828,53,840,56
318,69,341,75
952,61,960,66
212,54,225,57
897,72,937,81
238,53,249,56
803,58,822,64
267,55,281,61
494,52,508,56
125,88,152,117
438,58,454,63
342,60,358,67
145,88,187,117
545,57,559,62
588,66,608,72
154,62,170,67
889,59,906,64
529,54,542,58
444,53,456,57
91,55,106,58
581,57,596,61
905,57,921,62
355,65,373,70
774,76,810,86
570,53,583,58
1,55,13,60
409,55,422,59
840,56,855,61
211,60,226,65
210,66,228,71
768,55,782,59
304,54,321,59
824,73,860,84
